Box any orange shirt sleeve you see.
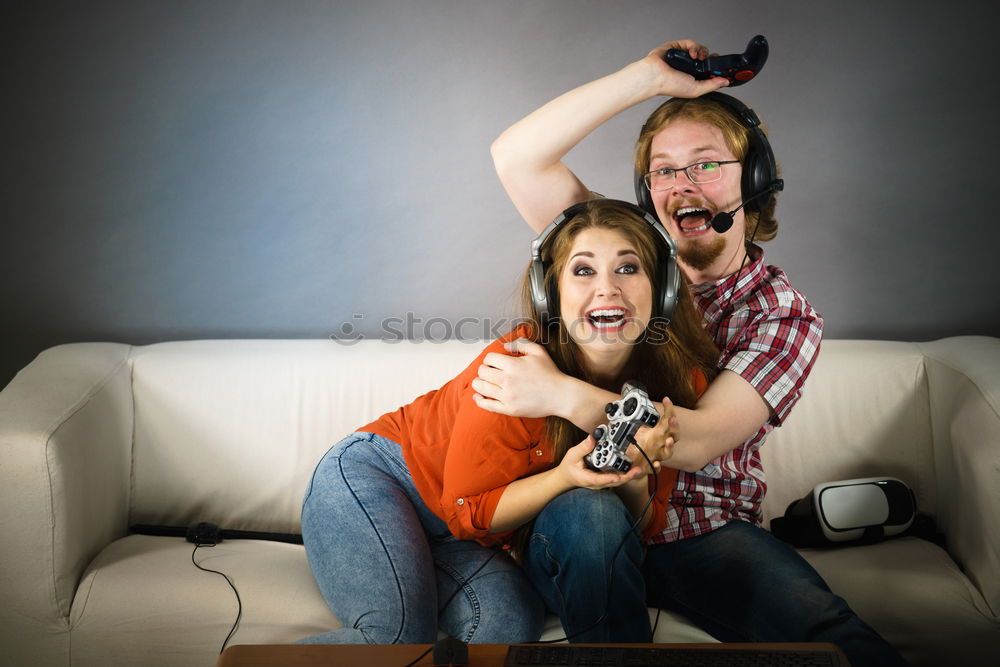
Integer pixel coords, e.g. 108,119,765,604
438,385,549,546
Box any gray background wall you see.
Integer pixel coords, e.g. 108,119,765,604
4,0,999,389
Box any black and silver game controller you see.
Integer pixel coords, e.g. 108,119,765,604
585,382,660,474
664,34,769,87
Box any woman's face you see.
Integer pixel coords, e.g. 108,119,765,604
557,226,653,360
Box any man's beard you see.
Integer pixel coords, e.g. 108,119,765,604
678,236,727,272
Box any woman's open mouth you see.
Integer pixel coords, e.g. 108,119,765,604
586,308,629,332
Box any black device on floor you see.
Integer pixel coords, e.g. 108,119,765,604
504,644,844,667
664,35,769,87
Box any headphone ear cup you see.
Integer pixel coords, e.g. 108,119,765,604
743,146,778,215
656,243,679,323
529,258,550,324
742,147,762,212
547,283,559,324
635,172,657,220
634,208,677,323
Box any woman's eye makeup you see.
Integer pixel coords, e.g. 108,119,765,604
569,260,642,276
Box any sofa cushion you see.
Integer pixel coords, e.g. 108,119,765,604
69,535,338,666
70,533,719,665
761,341,936,524
128,340,483,532
801,537,998,665
128,338,941,535
68,534,995,666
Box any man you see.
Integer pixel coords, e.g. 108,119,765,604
474,39,906,666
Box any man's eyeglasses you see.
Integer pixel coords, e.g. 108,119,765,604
642,160,739,191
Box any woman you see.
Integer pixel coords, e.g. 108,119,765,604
299,198,718,644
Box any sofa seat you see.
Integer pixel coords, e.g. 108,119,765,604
801,537,996,665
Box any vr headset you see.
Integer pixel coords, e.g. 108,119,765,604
771,477,917,547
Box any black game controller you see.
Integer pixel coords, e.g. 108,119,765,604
664,35,769,87
585,382,660,474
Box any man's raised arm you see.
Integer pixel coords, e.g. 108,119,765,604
490,39,728,233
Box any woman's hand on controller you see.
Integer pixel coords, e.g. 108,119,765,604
557,435,645,490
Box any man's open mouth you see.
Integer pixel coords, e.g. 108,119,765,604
673,206,713,233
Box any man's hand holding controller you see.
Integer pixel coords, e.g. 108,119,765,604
640,39,731,100
630,396,677,474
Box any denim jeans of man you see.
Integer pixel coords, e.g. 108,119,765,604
644,520,907,667
299,432,545,644
524,488,907,667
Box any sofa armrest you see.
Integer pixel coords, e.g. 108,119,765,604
918,335,1000,618
0,343,134,636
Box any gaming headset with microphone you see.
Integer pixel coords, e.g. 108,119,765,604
634,91,783,234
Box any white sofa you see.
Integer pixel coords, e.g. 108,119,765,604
1,336,998,666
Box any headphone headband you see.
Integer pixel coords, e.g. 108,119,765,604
529,199,680,327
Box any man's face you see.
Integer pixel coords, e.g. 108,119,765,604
648,118,745,281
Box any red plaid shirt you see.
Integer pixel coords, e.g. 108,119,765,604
649,245,824,543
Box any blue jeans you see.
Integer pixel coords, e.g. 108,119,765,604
524,488,907,667
523,488,651,643
299,432,545,644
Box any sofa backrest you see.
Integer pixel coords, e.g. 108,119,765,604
127,338,938,533
128,339,483,533
760,340,935,523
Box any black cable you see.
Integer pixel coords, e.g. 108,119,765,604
718,212,764,319
401,646,434,667
399,548,501,667
191,544,243,655
438,548,501,616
